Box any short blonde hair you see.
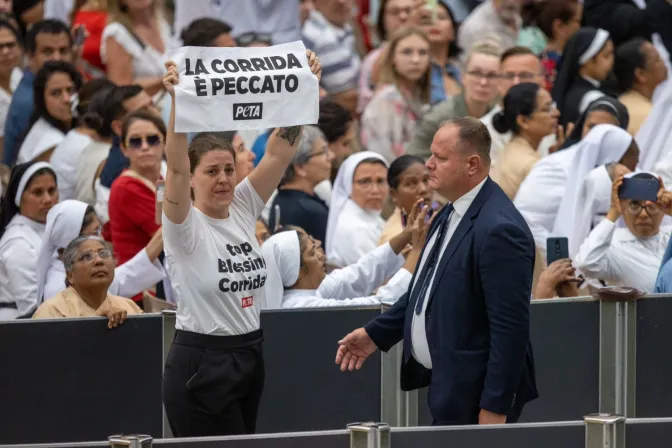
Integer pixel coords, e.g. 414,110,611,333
464,40,502,66
378,25,432,105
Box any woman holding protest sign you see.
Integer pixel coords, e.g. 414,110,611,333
160,50,321,437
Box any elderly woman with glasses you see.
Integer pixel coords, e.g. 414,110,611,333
33,236,143,326
268,126,333,248
575,172,672,293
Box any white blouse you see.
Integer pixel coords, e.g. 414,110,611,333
328,199,385,268
0,215,46,319
281,242,409,308
17,118,65,164
50,129,93,201
0,67,23,138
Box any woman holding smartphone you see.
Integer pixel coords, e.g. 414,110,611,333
161,51,321,437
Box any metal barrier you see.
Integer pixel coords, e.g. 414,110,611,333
4,416,672,448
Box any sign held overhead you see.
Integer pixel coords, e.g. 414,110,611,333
172,41,319,132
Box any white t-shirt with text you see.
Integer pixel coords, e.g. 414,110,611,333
163,179,267,335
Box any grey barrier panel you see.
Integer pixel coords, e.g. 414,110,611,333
635,296,672,417
390,421,584,448
153,430,350,448
255,306,383,433
626,418,672,448
0,315,163,444
416,298,600,425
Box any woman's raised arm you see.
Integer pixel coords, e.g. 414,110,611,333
247,50,322,203
162,61,192,225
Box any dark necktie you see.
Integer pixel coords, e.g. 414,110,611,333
413,204,454,315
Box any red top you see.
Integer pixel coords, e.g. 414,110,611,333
72,10,108,76
108,173,160,266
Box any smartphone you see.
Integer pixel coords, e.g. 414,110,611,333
618,177,659,202
74,26,86,47
155,180,165,225
547,237,569,266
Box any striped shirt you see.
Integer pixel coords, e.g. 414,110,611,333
302,10,361,94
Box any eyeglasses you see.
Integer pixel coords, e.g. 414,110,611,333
75,248,113,264
236,32,272,47
354,178,387,189
536,101,558,114
306,146,330,160
127,134,162,149
500,72,541,81
466,70,499,81
626,201,661,216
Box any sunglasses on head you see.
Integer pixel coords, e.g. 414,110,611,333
127,134,162,149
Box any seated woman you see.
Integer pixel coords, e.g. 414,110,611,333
378,154,432,246
0,162,59,319
361,25,431,163
36,199,165,304
268,126,332,248
108,110,164,267
551,125,640,258
17,61,83,163
491,82,560,199
262,203,427,308
576,172,672,292
33,236,142,326
326,151,390,268
50,78,115,201
552,27,615,127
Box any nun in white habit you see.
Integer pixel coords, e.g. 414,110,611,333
0,162,58,319
261,226,419,309
515,124,639,259
326,151,389,267
35,199,166,305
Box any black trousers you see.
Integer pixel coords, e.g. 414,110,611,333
162,329,265,437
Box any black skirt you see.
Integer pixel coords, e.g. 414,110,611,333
162,328,264,437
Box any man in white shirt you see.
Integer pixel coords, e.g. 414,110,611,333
336,117,538,426
481,46,557,168
576,172,672,292
458,0,521,61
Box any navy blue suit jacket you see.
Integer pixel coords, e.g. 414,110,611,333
365,177,538,424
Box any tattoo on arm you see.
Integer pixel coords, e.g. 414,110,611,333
276,126,302,146
165,197,179,206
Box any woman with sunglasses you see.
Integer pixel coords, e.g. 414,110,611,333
33,235,143,325
35,199,165,305
108,110,165,290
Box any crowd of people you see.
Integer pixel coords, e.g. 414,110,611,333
2,0,672,436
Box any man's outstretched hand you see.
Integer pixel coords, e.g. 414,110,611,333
336,328,377,371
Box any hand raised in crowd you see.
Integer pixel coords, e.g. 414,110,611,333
534,259,580,299
656,177,672,216
96,306,128,329
549,122,575,153
305,49,322,83
607,175,625,221
164,61,179,98
336,327,378,371
607,163,632,181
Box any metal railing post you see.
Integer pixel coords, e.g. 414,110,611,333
584,414,626,448
348,422,391,448
108,434,153,448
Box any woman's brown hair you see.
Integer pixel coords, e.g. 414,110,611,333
120,109,167,144
377,25,432,104
187,133,236,174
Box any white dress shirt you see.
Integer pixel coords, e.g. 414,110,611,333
575,220,672,292
411,178,487,369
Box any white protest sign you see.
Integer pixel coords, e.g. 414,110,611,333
171,41,319,132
